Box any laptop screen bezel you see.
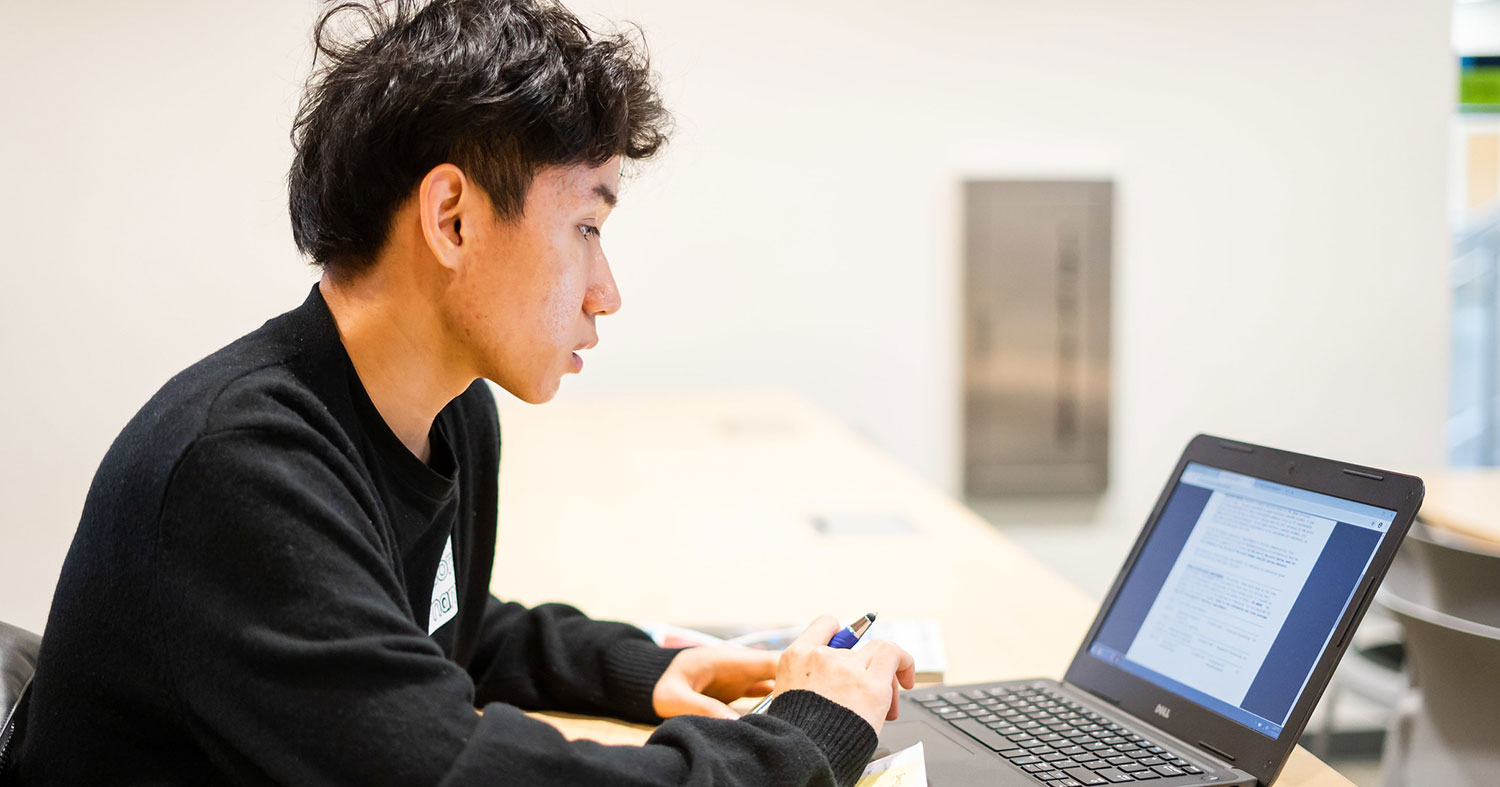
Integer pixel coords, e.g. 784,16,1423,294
1061,434,1423,786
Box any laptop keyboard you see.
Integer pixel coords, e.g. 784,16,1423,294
911,683,1206,785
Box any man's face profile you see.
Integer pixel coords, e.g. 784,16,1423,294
283,0,665,411
443,157,623,404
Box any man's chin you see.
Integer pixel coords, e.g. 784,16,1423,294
503,377,562,405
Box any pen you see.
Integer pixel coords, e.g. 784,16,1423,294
748,612,878,715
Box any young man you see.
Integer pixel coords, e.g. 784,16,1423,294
7,1,915,785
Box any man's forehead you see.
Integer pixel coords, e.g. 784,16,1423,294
544,159,621,207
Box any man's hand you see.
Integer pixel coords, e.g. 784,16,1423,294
772,616,917,733
652,646,778,720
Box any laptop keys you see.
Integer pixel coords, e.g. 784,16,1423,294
924,684,1212,786
950,718,1023,753
1061,768,1108,785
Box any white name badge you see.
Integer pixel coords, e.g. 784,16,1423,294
428,535,459,635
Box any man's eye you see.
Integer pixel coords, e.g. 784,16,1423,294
578,225,600,239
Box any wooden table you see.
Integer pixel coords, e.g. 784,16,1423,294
492,391,1353,786
1416,469,1500,546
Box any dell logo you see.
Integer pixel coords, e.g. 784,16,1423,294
1154,704,1172,719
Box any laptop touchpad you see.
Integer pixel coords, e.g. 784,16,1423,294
874,719,979,760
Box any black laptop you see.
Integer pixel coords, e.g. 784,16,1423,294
879,435,1423,786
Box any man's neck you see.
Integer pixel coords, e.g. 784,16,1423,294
318,266,470,464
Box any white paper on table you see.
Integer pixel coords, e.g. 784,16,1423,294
855,742,926,787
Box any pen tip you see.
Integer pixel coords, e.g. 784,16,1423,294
866,612,878,622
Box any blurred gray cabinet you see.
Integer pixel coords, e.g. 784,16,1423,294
963,181,1111,497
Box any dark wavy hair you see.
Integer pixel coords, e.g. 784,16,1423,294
288,0,670,274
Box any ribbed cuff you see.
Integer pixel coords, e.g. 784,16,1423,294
767,690,879,787
602,637,683,724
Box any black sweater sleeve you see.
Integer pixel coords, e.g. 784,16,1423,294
154,426,876,786
466,594,681,723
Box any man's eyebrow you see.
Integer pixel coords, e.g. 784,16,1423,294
593,183,618,208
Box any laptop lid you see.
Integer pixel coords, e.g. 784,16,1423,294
1062,435,1423,786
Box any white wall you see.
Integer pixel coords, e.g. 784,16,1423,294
1455,0,1500,54
0,0,1453,632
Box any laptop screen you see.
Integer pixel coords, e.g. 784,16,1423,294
1086,462,1396,739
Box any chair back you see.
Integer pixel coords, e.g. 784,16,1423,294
1408,523,1500,627
1377,587,1500,786
0,620,42,772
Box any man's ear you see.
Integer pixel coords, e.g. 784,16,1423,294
418,164,469,271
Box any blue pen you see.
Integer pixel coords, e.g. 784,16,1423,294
748,612,878,715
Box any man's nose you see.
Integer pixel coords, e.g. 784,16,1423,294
586,255,621,317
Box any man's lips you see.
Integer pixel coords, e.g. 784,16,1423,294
571,338,596,372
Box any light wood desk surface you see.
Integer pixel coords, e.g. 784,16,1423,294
492,391,1352,786
1416,469,1500,546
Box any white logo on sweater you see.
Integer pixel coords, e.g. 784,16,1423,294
428,535,458,635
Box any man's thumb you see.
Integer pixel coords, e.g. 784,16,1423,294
675,692,740,721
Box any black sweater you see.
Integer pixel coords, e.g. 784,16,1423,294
10,287,876,785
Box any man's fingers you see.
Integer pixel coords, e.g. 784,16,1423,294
887,674,901,721
743,679,774,697
864,640,916,715
736,649,779,680
896,655,917,690
662,686,740,721
862,641,915,680
789,615,841,651
702,647,777,682
700,697,741,721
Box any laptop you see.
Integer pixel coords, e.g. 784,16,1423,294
878,435,1424,786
